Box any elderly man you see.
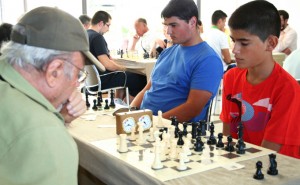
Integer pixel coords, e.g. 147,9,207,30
0,7,104,185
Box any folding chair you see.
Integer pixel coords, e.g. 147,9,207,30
83,65,129,106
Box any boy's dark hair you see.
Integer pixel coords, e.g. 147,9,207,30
161,0,198,23
229,0,280,42
79,14,91,24
278,10,289,20
0,23,13,47
91,11,111,25
212,10,227,25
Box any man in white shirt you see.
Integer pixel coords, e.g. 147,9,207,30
203,10,232,72
273,10,297,55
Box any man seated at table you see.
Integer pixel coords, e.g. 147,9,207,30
130,0,223,123
88,11,147,102
0,7,97,184
220,0,300,159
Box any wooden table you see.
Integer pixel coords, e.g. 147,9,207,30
115,57,156,81
68,110,300,185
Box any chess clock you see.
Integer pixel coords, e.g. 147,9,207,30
115,109,153,134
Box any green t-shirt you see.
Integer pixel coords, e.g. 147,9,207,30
0,60,78,185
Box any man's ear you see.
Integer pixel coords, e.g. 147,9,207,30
45,59,64,88
266,35,278,51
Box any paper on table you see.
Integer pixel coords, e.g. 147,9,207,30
97,125,116,128
221,163,245,171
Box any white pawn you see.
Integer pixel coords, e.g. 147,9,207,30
152,141,163,169
169,139,178,160
160,142,167,161
118,134,128,153
137,122,145,145
129,126,136,141
169,125,176,139
157,110,164,127
177,152,187,171
187,133,193,149
147,128,155,142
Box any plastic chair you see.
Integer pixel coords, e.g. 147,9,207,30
84,65,129,106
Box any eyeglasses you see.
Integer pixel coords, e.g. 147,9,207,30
105,23,111,28
63,59,88,83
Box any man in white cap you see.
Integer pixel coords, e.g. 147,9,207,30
0,6,105,185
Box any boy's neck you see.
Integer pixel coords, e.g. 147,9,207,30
246,61,275,85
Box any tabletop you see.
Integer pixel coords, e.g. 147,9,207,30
68,109,300,185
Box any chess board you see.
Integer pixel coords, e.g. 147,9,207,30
91,132,275,182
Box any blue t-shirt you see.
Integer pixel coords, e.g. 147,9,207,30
141,42,223,122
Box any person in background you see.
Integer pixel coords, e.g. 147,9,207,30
273,10,297,55
79,14,91,30
203,10,232,72
283,49,300,79
0,23,13,49
220,0,300,159
129,18,156,59
152,25,173,58
197,20,204,34
88,11,146,102
130,0,223,123
0,6,104,184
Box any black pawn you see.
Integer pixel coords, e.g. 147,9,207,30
267,154,278,175
182,122,188,136
253,161,264,180
225,135,235,152
200,120,207,136
85,90,90,108
92,99,98,111
104,99,110,110
109,90,115,108
194,136,204,152
216,133,224,148
177,131,184,146
191,122,198,139
236,139,246,154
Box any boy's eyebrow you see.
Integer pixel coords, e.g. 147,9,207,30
163,22,177,26
230,36,251,42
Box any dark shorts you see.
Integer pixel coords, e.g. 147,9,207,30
98,70,147,97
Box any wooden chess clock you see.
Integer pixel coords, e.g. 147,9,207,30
115,109,153,134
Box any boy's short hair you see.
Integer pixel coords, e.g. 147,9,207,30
212,10,227,25
161,0,198,23
91,11,111,25
229,0,280,42
278,10,289,20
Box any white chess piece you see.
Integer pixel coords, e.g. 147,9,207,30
160,141,167,161
137,122,145,144
187,133,193,149
118,134,128,153
129,126,136,141
157,110,163,127
169,125,175,139
177,152,187,171
169,139,178,160
152,141,163,169
182,145,191,162
183,138,192,155
147,128,155,142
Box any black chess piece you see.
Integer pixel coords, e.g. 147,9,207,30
216,133,224,148
182,122,188,136
109,90,116,108
196,125,202,138
97,91,103,102
85,90,90,108
225,135,235,152
199,120,207,136
170,116,178,126
236,139,246,154
194,136,204,152
177,131,184,146
92,99,98,111
191,122,198,139
267,154,278,175
174,120,179,138
207,122,216,145
253,161,264,180
104,99,110,110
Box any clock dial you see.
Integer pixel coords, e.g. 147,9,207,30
122,117,136,133
139,115,152,130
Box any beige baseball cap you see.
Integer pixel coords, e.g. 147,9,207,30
11,6,105,72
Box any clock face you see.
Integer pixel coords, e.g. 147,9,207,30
139,115,152,130
122,117,136,133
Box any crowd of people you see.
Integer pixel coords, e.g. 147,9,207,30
0,0,299,184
